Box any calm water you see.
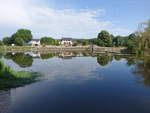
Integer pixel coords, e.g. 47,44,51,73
0,52,150,113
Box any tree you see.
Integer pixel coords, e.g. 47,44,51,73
136,20,150,51
82,40,88,46
88,38,99,45
0,40,4,46
40,37,57,45
128,33,136,41
11,29,32,43
14,38,24,46
113,36,122,47
3,37,12,45
97,30,112,46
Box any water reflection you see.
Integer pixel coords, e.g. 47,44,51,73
4,53,33,68
97,54,113,66
1,52,150,87
114,55,122,61
40,53,58,59
0,52,150,113
132,57,150,87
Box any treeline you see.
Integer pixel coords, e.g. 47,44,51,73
0,19,149,55
76,31,136,47
133,20,150,54
1,29,33,46
76,19,150,54
0,29,137,47
0,29,58,46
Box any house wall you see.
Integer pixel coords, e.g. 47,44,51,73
60,40,73,46
30,41,40,46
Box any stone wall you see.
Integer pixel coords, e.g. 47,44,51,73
0,46,127,53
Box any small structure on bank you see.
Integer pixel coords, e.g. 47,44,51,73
29,39,41,46
59,38,76,46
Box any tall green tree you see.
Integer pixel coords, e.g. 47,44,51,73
97,30,112,47
11,29,32,43
139,20,150,49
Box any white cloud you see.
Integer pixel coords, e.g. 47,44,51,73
0,0,132,39
0,0,31,26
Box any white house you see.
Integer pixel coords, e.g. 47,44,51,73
29,39,41,46
59,38,76,46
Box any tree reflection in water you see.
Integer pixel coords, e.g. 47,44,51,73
132,57,150,87
97,54,113,66
96,54,150,87
40,53,57,59
4,53,33,68
2,52,150,87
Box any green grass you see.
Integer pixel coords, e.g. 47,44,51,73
0,60,41,90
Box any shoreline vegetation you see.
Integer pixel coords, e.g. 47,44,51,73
0,19,149,55
0,60,41,90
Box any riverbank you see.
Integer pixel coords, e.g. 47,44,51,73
0,46,127,53
0,60,41,90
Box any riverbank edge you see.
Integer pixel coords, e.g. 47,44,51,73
0,46,127,53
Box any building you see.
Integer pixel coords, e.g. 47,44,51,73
59,38,76,46
29,39,41,46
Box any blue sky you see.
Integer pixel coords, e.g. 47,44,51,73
46,0,150,29
0,0,149,39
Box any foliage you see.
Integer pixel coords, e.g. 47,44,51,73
41,37,58,45
88,38,99,45
136,20,150,51
2,29,32,46
123,19,150,54
14,38,24,46
0,40,4,46
12,29,32,43
72,43,78,46
82,40,88,46
76,39,89,46
97,30,112,47
0,60,41,90
3,37,12,45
